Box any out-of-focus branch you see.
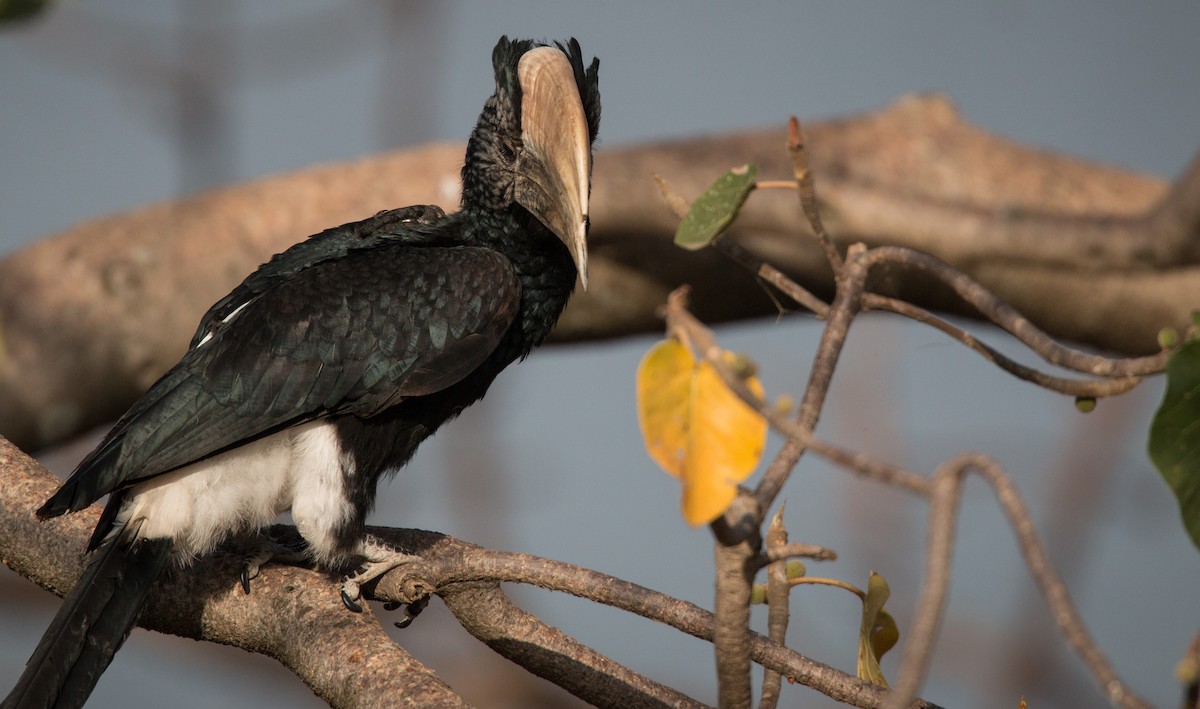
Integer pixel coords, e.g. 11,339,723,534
3,94,1198,451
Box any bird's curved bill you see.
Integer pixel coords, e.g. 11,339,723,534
514,46,591,290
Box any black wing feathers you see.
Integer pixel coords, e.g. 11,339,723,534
190,205,446,349
42,219,519,517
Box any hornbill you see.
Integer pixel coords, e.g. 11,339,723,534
4,36,599,708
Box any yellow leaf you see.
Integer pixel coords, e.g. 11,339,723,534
857,571,898,687
636,339,768,525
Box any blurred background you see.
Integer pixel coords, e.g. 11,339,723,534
2,2,1199,707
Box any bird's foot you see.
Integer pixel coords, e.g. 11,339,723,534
238,533,309,594
339,535,429,627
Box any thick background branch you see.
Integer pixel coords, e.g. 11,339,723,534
1,95,1196,451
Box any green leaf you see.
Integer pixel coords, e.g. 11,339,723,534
674,164,758,250
1148,339,1200,552
0,0,48,23
856,572,897,687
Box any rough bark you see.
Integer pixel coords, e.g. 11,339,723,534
0,436,467,708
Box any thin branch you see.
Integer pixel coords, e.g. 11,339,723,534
791,577,867,599
789,116,843,272
715,237,830,318
860,247,1169,378
881,457,966,709
971,455,1151,709
368,536,944,709
756,541,838,568
759,509,791,709
862,293,1143,398
752,248,866,515
439,582,706,709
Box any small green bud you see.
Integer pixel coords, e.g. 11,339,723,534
1159,328,1179,350
1075,396,1097,413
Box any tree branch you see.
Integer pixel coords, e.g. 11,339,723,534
4,94,1198,450
2,434,946,708
0,435,465,708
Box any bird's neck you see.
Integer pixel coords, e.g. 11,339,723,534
461,205,578,353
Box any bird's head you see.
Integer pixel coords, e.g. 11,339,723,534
462,36,600,290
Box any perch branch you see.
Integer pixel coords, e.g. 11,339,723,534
1,435,943,709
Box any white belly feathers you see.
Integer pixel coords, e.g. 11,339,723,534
116,420,354,565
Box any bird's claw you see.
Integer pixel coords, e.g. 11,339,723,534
391,596,429,628
240,566,255,594
340,586,364,613
337,535,425,618
236,533,309,594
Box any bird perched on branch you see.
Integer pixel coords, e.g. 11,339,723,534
4,36,599,709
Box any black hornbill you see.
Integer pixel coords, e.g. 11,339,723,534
4,36,599,708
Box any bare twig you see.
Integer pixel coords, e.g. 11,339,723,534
760,508,791,709
754,246,868,514
862,293,1143,398
757,541,838,567
860,247,1169,378
788,117,843,272
880,457,967,709
715,237,831,318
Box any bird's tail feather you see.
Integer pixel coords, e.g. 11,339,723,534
3,522,172,709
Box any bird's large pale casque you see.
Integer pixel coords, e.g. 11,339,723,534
514,46,592,290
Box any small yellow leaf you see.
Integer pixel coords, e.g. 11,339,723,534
636,339,768,525
637,340,694,478
857,571,897,687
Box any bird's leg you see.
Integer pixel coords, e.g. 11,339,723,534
339,534,425,618
236,531,310,594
